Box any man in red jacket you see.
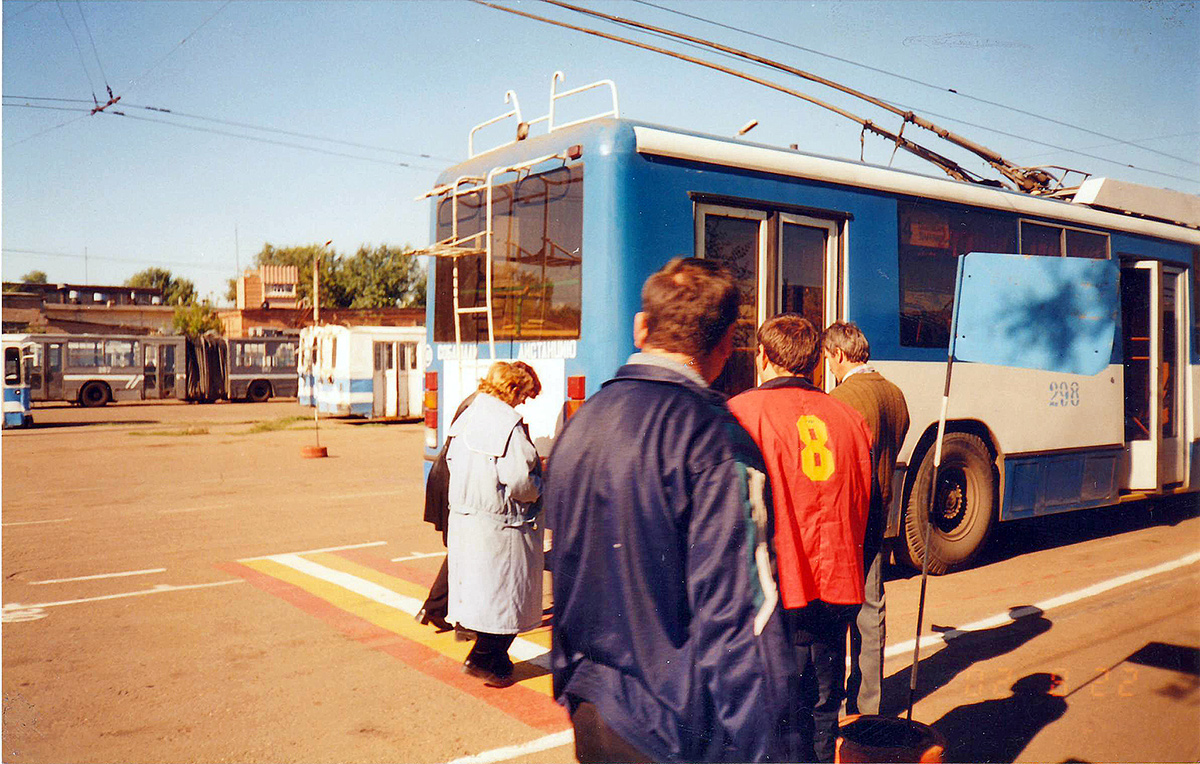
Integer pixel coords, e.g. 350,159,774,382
728,314,873,763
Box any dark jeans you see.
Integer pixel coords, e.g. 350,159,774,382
568,698,652,763
785,600,857,763
421,557,450,619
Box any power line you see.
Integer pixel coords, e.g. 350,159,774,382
121,0,233,97
55,0,98,104
74,0,111,96
3,247,234,274
97,110,445,171
4,113,90,148
3,102,92,114
626,0,1197,168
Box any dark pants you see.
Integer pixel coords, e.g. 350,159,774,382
421,557,450,619
785,600,857,763
465,631,516,676
568,698,652,763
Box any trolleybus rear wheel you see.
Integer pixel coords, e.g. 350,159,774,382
901,432,996,575
79,381,111,408
246,380,272,403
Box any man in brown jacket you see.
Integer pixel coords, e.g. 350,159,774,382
823,321,910,716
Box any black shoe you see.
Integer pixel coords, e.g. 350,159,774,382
462,658,514,688
414,608,452,632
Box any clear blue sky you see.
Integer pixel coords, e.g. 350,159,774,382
3,0,1197,305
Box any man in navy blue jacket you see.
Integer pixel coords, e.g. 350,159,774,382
546,258,801,763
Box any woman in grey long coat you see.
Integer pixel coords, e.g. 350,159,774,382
445,361,543,686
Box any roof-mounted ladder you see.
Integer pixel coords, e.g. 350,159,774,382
415,72,615,361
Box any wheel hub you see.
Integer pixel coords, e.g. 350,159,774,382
934,470,966,532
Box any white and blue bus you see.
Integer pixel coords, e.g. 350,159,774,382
2,338,33,428
417,76,1199,573
298,324,425,418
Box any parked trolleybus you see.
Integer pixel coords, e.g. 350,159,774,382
298,324,424,418
2,337,33,428
7,333,299,407
417,74,1199,573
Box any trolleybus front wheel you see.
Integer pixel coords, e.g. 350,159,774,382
79,381,111,408
900,432,996,575
246,380,272,403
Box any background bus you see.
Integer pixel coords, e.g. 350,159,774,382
3,337,34,428
298,324,424,418
7,333,299,407
417,77,1199,573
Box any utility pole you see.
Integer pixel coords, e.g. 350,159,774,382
313,240,331,323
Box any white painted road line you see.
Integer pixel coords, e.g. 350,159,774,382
462,550,1200,764
448,729,574,764
3,580,243,619
30,567,167,585
883,549,1200,659
238,540,386,561
268,554,551,667
391,551,447,562
3,518,72,527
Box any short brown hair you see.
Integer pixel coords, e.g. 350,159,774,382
477,361,541,407
758,314,821,376
641,257,739,357
821,321,870,364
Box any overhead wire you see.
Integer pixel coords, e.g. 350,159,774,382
55,0,99,104
121,0,233,97
75,0,113,99
3,247,235,274
96,110,445,171
628,0,1197,169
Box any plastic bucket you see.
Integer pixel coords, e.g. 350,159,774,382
836,714,946,763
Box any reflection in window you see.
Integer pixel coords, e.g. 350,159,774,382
434,164,583,342
105,341,136,368
898,202,1016,347
5,348,19,385
68,340,103,367
704,214,761,397
1020,221,1109,259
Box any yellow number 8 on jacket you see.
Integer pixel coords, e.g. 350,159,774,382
796,414,835,481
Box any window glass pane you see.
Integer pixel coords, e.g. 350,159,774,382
105,340,135,367
780,223,825,326
433,164,583,342
68,340,102,367
899,202,1016,347
1162,273,1177,439
1065,229,1108,259
1020,221,1062,256
271,342,295,368
704,214,761,397
5,348,19,385
1121,268,1151,441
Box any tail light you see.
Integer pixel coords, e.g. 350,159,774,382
566,375,586,418
424,371,438,449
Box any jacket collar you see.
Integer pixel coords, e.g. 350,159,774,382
606,360,728,405
757,375,822,393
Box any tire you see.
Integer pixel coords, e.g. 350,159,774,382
246,380,272,403
79,381,111,408
902,432,996,575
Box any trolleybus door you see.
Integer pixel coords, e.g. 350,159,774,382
44,342,63,401
696,204,841,396
143,343,161,399
1121,261,1188,490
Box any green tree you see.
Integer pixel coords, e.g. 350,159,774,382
172,300,224,336
224,277,238,304
125,267,197,306
334,244,426,308
246,242,424,309
21,270,48,284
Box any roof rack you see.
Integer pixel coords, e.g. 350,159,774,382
468,71,618,158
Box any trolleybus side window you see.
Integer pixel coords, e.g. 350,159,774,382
701,210,763,396
898,201,1016,348
269,341,295,369
1019,220,1110,259
5,347,19,385
433,164,583,342
68,340,104,367
105,340,136,368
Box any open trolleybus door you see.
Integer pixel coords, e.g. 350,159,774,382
1121,260,1189,491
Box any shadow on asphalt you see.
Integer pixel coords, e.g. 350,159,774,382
29,419,160,429
885,492,1199,582
930,671,1067,763
880,606,1052,717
